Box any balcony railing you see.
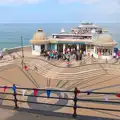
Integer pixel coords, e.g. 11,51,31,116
0,85,120,118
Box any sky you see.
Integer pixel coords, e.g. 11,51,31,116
0,0,120,23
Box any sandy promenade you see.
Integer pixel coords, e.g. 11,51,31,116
0,50,120,120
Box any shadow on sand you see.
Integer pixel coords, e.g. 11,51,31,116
0,105,118,120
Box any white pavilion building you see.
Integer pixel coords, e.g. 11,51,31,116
30,23,117,59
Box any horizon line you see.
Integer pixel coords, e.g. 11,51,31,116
0,22,120,24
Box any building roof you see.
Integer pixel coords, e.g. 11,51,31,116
52,33,92,36
93,34,117,47
78,23,99,28
30,29,49,44
30,28,117,46
33,29,46,40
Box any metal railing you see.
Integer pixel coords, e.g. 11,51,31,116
0,85,120,118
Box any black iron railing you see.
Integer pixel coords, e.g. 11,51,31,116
0,85,120,118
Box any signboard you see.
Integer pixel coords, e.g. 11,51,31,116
50,40,58,44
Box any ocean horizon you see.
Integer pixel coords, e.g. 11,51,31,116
0,23,120,49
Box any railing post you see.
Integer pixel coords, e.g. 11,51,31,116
73,87,79,117
13,84,18,109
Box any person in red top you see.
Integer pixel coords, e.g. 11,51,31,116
98,51,101,57
24,65,28,71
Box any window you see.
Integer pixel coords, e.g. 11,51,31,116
33,45,35,50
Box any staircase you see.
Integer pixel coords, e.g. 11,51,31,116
21,58,120,89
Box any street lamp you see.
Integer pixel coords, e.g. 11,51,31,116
21,36,24,58
21,36,24,68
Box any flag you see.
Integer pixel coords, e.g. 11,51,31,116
77,90,80,93
22,89,26,96
33,89,38,97
46,89,51,98
4,86,7,92
116,93,120,98
104,95,109,101
12,85,16,93
61,92,64,98
87,90,92,95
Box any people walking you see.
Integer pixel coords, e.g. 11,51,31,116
113,52,116,58
66,57,70,67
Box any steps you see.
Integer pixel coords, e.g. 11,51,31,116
22,58,120,84
35,67,106,81
18,67,40,88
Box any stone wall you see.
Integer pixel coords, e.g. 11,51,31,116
3,45,32,55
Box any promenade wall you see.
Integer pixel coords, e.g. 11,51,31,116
4,45,32,55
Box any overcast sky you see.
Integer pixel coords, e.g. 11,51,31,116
0,0,120,23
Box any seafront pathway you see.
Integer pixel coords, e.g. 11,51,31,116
0,50,119,67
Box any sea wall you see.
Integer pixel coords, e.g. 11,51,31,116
4,45,32,55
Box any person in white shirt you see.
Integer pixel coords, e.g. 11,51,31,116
113,52,116,58
83,51,86,56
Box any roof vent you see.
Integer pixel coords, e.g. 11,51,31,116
61,28,65,33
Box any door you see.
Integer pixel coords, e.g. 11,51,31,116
57,44,63,52
41,44,45,53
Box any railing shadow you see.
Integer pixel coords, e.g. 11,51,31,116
0,86,120,120
0,105,117,120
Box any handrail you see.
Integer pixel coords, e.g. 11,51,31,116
0,86,119,94
0,85,120,118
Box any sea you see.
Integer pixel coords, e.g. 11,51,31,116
0,23,120,49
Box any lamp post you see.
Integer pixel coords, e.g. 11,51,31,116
21,36,24,68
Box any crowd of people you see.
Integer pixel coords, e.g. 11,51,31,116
43,48,86,67
43,50,62,60
1,46,119,67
